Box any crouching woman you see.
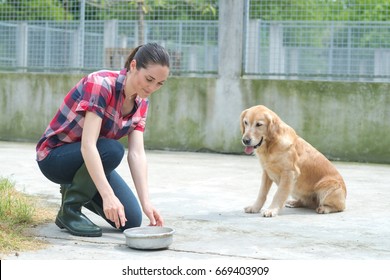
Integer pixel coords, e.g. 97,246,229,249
36,43,169,237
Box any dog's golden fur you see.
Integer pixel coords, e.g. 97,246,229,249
240,105,346,217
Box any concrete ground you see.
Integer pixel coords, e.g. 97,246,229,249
1,141,390,260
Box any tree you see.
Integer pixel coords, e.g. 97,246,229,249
0,0,72,20
52,0,218,21
249,0,390,21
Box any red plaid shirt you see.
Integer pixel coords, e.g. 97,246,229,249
36,69,148,161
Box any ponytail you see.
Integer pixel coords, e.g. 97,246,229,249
124,45,143,70
124,43,170,71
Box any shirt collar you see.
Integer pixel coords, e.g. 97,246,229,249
116,68,127,98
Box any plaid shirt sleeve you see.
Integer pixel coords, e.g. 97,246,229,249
133,99,149,132
75,73,112,118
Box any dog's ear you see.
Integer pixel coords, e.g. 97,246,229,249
240,109,248,135
265,113,279,140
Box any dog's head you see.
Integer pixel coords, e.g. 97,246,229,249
240,105,279,154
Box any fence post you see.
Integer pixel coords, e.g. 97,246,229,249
245,19,261,74
16,22,28,71
76,0,85,70
218,0,244,78
104,20,118,68
269,23,285,78
207,0,245,151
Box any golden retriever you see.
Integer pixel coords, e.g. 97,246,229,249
240,105,346,217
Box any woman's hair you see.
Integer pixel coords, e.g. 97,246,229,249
124,42,170,71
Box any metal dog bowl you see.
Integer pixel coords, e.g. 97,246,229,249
123,226,175,250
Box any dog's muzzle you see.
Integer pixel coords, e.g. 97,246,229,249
243,137,263,154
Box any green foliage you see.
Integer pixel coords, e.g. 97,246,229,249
0,176,55,256
1,0,389,21
82,0,218,21
247,1,390,50
249,0,390,21
0,177,34,225
0,0,73,20
0,0,219,21
142,0,218,20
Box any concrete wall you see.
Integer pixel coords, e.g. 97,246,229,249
0,73,389,164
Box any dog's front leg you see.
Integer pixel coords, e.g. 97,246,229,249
245,172,273,214
261,171,295,217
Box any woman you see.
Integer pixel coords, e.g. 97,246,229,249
36,43,169,237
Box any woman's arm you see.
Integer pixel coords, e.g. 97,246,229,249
81,111,127,228
127,130,164,226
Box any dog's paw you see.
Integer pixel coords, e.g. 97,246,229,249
316,205,331,214
244,205,261,214
261,208,279,217
285,199,302,208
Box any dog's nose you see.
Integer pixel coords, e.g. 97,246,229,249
242,138,251,145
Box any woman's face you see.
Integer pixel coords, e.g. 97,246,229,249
127,60,169,99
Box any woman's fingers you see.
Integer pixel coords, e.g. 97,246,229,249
104,205,127,228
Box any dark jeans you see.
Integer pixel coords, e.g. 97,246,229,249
37,138,142,230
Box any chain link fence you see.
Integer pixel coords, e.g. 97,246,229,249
245,0,390,81
0,0,389,81
0,0,219,75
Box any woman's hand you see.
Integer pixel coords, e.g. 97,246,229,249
143,203,164,226
102,194,127,229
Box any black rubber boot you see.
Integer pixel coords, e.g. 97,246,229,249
59,184,71,205
55,164,102,237
84,200,106,220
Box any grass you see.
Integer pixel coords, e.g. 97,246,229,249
0,177,56,258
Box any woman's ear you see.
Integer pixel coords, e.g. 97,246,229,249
130,59,137,71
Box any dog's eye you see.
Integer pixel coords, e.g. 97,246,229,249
244,120,248,126
256,123,263,127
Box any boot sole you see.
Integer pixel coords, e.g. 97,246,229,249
55,217,102,237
